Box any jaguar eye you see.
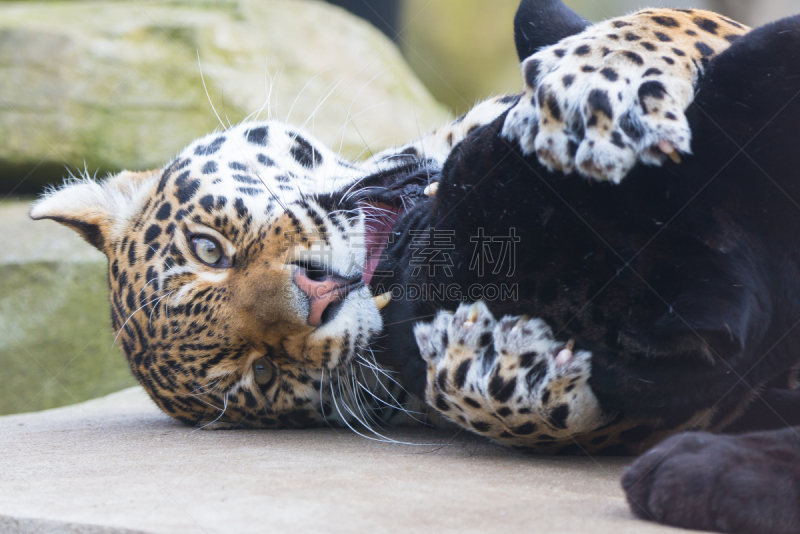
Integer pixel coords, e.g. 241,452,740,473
253,357,275,387
293,261,329,281
192,236,222,265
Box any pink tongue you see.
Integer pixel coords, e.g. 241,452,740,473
362,203,403,286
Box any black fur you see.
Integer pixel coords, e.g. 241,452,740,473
513,0,589,62
374,13,800,534
623,428,800,534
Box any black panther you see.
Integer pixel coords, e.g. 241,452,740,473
374,2,800,532
32,1,800,532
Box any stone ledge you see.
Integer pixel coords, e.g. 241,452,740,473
0,515,146,534
0,387,691,534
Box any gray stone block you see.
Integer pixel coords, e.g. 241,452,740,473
0,201,135,415
0,0,448,192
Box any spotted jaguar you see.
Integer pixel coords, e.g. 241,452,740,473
32,1,800,532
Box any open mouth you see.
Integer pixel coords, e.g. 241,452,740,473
361,202,404,286
350,162,439,289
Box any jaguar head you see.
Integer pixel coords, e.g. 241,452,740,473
31,122,427,428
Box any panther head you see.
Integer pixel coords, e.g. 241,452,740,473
31,122,427,428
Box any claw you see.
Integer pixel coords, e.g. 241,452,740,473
554,340,575,367
658,140,682,164
423,182,439,197
463,304,480,329
555,348,573,367
373,292,392,311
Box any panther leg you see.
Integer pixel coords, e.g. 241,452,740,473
621,15,800,531
623,428,800,534
502,9,749,183
414,302,608,446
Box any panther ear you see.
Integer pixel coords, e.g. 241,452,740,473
30,170,160,253
514,0,590,62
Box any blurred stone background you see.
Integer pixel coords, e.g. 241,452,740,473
399,0,799,115
1,0,797,415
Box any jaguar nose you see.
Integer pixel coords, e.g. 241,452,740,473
293,267,363,327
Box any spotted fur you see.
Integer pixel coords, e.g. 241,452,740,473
388,7,753,455
377,3,800,476
415,302,611,451
503,8,749,182
32,5,755,454
30,97,514,430
32,4,800,532
412,301,709,455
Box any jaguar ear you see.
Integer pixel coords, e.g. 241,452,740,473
30,170,160,254
514,0,590,62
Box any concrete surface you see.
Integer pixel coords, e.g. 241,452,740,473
0,387,696,534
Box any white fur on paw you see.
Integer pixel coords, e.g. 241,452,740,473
492,316,587,384
492,316,557,358
501,14,707,184
574,133,637,184
415,302,499,370
448,301,497,349
414,310,454,364
492,316,605,434
502,94,539,154
420,305,610,440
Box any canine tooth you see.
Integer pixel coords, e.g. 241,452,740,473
423,182,440,197
658,140,682,164
373,292,392,310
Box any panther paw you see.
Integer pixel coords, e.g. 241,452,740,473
623,430,800,533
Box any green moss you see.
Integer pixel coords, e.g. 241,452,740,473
0,261,135,415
